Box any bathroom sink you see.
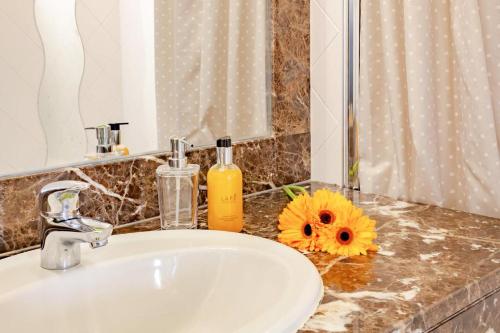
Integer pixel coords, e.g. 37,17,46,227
0,230,323,333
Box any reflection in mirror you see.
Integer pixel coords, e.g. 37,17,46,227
0,0,270,177
35,0,86,166
155,0,269,148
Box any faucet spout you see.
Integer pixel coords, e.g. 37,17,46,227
40,217,113,270
38,181,113,270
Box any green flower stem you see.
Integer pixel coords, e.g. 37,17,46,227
282,186,297,200
282,185,307,200
287,185,307,194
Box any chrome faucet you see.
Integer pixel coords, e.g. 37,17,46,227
38,181,113,270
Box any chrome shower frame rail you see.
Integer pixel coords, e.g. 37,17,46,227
343,0,360,190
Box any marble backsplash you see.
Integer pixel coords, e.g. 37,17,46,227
0,0,311,256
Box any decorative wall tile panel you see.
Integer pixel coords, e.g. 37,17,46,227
310,0,344,185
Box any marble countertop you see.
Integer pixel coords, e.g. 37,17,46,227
115,182,500,332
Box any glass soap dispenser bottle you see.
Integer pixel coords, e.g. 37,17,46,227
156,137,199,230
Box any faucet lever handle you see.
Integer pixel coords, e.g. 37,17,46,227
39,181,91,218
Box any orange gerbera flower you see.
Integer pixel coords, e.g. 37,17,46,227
312,189,352,226
278,186,378,257
277,193,320,251
317,203,378,256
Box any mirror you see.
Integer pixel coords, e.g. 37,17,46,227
0,0,271,177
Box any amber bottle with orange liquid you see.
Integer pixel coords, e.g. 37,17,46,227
207,137,243,232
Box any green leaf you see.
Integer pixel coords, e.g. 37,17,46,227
349,160,359,178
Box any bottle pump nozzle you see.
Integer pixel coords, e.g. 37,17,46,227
169,136,193,168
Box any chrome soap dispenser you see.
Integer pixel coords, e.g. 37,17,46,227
156,137,200,230
84,124,114,160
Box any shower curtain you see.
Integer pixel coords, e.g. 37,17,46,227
154,0,268,147
359,0,500,217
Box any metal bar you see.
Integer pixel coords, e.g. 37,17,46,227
344,0,360,190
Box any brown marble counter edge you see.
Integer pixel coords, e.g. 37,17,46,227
390,268,500,332
426,287,500,332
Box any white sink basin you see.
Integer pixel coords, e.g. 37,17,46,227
0,230,323,333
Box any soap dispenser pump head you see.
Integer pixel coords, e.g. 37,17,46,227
169,136,193,168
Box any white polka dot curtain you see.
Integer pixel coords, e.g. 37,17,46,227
358,0,500,218
154,0,268,147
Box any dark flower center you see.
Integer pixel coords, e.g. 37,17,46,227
336,227,353,245
303,223,313,237
319,210,335,224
